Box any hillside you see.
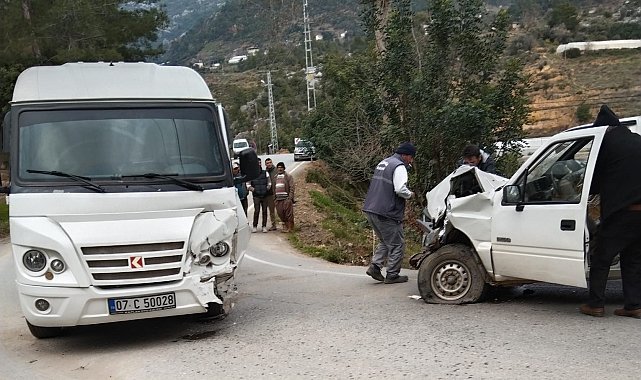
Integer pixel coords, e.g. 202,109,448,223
526,47,641,135
158,0,224,45
165,0,641,137
161,0,362,65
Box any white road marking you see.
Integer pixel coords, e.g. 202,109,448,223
244,253,368,278
244,160,361,278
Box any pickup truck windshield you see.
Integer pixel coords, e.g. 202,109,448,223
18,107,224,182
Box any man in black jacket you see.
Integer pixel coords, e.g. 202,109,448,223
248,158,271,233
580,105,641,319
461,144,497,174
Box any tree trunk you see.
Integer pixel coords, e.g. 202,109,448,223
21,0,41,60
374,0,391,56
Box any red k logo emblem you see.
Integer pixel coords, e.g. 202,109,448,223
130,256,143,269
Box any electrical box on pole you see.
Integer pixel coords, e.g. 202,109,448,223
303,0,316,111
266,71,278,153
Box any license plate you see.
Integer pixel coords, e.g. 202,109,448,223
108,292,176,315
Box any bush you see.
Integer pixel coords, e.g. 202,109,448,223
564,48,582,59
576,103,592,123
0,197,8,239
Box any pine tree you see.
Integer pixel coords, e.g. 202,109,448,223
0,0,168,112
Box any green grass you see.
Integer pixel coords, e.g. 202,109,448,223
290,189,371,264
0,199,8,239
290,189,423,268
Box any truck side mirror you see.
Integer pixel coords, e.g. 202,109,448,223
502,185,525,211
238,148,260,181
502,185,522,204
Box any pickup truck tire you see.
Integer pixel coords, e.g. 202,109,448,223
26,321,64,339
417,244,489,304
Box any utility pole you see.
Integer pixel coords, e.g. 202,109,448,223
303,0,316,111
266,71,278,153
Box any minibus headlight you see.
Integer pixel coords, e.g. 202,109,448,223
210,241,230,257
50,259,65,273
23,250,47,272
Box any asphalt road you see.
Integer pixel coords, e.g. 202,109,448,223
1,153,640,379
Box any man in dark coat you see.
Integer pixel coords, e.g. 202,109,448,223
580,105,641,319
461,144,497,174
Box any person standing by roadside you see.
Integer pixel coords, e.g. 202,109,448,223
265,158,279,231
248,158,271,233
580,105,641,319
460,144,497,174
274,162,295,233
363,142,416,284
233,163,248,216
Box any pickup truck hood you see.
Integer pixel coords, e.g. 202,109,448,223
426,166,508,223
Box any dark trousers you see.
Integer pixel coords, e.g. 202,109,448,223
253,196,268,227
240,198,248,216
366,212,405,277
266,194,278,226
589,210,641,310
275,198,294,226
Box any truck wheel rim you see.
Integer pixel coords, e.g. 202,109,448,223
431,260,470,301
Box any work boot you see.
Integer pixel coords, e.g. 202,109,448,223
614,308,641,319
366,264,384,282
288,221,295,232
384,274,408,284
579,304,605,317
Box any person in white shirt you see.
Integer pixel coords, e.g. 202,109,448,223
362,142,416,284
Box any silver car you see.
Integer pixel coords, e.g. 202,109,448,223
294,139,316,161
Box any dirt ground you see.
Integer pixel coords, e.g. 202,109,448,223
290,162,335,249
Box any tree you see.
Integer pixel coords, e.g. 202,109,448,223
548,1,579,32
305,0,530,199
0,0,168,112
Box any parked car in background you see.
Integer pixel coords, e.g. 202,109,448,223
232,138,250,157
294,139,316,161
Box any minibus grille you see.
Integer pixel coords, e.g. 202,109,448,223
81,242,186,286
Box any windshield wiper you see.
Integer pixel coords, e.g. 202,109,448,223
122,173,204,192
26,169,106,193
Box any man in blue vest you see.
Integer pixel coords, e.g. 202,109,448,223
363,142,416,284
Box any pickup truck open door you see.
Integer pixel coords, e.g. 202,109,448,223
491,131,605,288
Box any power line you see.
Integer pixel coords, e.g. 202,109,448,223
303,0,316,111
266,71,279,153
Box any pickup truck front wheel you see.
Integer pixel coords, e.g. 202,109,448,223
418,244,488,304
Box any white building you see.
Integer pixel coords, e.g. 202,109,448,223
556,39,641,54
228,55,248,64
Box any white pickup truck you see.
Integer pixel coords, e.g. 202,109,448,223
413,115,641,304
1,62,259,338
